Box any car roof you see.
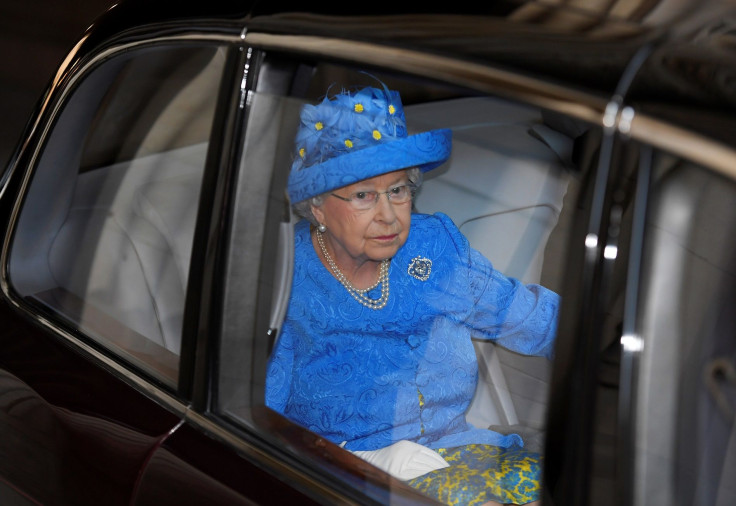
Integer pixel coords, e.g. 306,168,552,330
57,0,736,147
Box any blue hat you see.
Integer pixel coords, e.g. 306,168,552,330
287,85,452,203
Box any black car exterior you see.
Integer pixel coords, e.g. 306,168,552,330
2,1,736,505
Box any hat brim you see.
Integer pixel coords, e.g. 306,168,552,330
287,128,452,203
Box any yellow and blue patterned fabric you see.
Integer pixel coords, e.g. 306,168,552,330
287,85,452,203
266,213,558,452
407,444,542,505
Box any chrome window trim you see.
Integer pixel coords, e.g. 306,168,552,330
0,34,89,202
627,114,736,181
245,32,609,125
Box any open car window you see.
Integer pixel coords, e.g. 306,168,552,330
216,54,605,503
8,43,228,389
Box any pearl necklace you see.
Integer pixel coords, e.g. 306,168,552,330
316,229,390,310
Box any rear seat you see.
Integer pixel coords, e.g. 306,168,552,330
409,97,574,434
9,48,224,358
44,144,206,354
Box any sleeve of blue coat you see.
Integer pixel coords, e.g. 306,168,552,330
265,330,294,412
466,246,559,359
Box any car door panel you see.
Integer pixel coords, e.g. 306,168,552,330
0,303,181,505
132,421,322,505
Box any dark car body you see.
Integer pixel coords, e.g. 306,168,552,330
1,1,736,505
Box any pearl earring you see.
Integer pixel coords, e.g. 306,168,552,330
318,224,327,233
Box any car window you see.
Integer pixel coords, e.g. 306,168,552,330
216,54,605,503
8,44,228,388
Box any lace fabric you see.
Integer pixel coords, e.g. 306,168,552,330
265,213,558,452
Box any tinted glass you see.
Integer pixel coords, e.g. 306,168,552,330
218,57,602,503
8,44,227,387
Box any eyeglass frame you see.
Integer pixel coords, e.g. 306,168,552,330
329,183,416,210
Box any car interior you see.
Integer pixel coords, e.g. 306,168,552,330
239,64,594,463
8,46,226,385
8,44,588,462
2,42,631,498
410,95,579,441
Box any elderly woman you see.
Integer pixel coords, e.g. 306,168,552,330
266,85,558,506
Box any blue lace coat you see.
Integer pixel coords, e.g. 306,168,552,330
266,213,558,451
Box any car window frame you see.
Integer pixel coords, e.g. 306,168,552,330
0,33,244,408
208,31,621,504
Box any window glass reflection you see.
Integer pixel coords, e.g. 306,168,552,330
9,45,226,387
219,61,598,505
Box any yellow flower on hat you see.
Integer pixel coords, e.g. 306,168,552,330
288,84,451,205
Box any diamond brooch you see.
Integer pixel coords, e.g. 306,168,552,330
408,256,432,281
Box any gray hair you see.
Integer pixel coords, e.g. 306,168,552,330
293,167,423,225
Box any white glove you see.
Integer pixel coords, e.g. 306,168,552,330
351,440,449,480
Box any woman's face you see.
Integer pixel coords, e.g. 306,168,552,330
312,169,412,269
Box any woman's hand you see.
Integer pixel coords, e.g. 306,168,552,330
351,440,449,480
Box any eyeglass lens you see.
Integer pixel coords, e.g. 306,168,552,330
351,185,411,208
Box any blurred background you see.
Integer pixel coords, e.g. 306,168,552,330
0,0,113,168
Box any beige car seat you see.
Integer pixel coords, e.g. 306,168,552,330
410,96,574,435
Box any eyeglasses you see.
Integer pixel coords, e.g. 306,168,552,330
330,184,414,210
